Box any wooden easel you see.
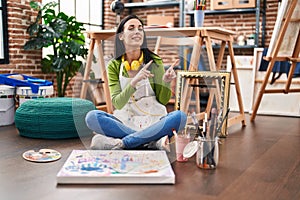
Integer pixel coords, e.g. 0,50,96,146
80,36,114,113
181,30,246,134
251,0,300,121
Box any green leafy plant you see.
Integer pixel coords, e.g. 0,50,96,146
24,1,88,97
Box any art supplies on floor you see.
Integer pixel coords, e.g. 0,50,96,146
56,150,175,184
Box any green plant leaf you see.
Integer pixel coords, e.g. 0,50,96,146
27,23,40,36
41,57,55,73
29,1,41,10
50,19,68,35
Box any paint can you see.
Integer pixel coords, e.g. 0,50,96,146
16,85,54,105
0,85,15,126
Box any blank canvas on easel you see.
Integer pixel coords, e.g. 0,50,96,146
267,0,300,57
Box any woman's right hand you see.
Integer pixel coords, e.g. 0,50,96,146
130,60,154,88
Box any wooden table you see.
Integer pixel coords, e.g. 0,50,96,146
80,27,246,132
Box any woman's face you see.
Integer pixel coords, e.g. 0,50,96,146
119,18,144,51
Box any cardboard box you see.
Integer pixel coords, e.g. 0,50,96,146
211,0,255,10
233,0,255,9
211,0,233,10
147,15,174,27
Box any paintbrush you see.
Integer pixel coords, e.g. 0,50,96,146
191,112,203,138
216,108,230,133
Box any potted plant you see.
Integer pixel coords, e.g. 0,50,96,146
24,1,88,97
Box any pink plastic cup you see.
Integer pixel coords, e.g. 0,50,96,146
175,135,190,162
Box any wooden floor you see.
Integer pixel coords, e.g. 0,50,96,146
0,114,299,200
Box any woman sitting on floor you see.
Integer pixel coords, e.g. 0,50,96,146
85,15,187,151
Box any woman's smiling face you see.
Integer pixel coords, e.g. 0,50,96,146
119,18,144,50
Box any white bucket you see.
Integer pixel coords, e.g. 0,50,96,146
16,85,54,105
0,85,15,126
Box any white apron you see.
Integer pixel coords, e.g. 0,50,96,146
113,63,167,131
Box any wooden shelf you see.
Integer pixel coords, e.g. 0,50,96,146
124,1,179,9
186,8,261,15
186,0,266,47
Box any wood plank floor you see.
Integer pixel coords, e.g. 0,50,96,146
0,114,299,200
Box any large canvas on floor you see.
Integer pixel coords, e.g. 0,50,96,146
57,150,175,184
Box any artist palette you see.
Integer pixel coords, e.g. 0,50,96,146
22,149,61,163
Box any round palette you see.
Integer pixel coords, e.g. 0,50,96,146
22,149,61,163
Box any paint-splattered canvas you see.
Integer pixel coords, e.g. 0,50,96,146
57,150,175,184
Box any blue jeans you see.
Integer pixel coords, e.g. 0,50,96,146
85,110,187,149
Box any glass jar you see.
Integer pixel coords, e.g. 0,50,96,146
196,137,219,169
183,137,219,169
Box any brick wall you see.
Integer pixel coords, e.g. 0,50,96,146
1,0,280,97
2,0,43,77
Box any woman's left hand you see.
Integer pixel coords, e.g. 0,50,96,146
163,59,179,83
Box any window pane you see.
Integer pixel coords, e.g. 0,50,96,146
76,0,89,23
43,0,57,4
90,0,101,25
86,24,102,31
60,0,75,16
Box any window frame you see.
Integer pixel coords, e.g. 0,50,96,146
57,0,104,31
0,0,9,64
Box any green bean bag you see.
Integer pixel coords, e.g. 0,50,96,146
15,97,96,139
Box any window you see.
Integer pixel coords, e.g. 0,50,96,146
0,0,9,64
43,0,104,31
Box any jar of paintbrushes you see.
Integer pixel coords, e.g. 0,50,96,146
183,107,224,169
196,136,219,169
